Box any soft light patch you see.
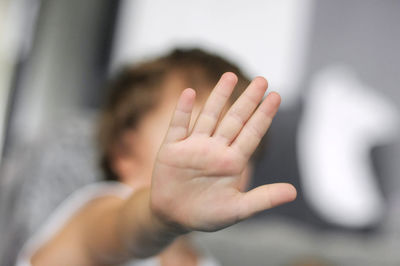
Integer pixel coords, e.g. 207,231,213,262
297,65,400,227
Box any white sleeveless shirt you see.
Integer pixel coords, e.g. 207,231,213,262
16,182,219,266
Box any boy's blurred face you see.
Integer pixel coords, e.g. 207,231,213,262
113,73,251,191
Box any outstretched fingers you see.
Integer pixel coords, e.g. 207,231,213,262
231,92,281,159
192,72,237,135
214,77,268,144
237,183,297,220
164,88,196,143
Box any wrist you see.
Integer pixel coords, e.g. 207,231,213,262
149,194,189,237
117,187,186,258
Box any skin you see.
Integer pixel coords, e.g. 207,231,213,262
31,72,297,266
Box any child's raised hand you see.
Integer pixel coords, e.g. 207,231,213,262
151,72,296,232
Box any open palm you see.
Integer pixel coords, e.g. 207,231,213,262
151,72,296,232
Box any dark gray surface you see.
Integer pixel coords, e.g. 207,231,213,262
305,0,400,196
253,0,400,228
0,114,100,266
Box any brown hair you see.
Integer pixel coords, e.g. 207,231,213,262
98,48,252,181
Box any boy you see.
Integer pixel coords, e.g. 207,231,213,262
18,48,296,265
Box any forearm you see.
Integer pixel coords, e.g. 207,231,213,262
86,187,185,265
31,187,183,266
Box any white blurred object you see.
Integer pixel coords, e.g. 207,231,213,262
298,65,400,228
111,0,314,109
0,0,40,163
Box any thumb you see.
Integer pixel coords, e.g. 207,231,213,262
238,183,297,220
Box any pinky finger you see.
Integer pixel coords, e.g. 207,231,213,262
164,88,196,143
231,92,281,158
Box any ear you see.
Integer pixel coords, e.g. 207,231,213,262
109,131,141,183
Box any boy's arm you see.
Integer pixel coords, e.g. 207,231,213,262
31,72,296,265
85,187,182,264
31,188,177,266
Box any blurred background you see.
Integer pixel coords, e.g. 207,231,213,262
1,0,400,265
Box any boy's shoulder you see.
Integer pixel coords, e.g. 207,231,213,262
18,182,133,265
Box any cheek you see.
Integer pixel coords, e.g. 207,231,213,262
146,115,172,160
